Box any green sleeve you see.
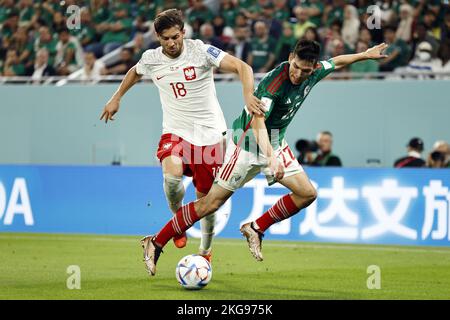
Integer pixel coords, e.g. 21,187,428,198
312,59,335,84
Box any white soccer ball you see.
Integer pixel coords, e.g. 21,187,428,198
176,254,212,290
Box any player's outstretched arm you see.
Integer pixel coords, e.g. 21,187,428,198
100,65,143,123
218,54,265,116
251,115,284,181
332,43,389,70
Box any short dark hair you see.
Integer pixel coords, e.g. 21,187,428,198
293,39,320,63
154,9,184,34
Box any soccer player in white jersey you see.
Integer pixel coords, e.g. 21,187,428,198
100,9,265,261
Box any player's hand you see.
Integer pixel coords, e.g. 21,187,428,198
365,43,389,60
268,156,284,181
100,97,120,123
245,94,266,116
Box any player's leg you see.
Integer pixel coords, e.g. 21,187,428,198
142,141,257,276
196,190,215,261
162,155,185,214
241,172,316,261
241,142,316,261
157,133,189,249
141,184,233,276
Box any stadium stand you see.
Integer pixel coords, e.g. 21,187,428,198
0,0,450,82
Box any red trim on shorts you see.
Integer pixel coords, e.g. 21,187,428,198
220,117,253,181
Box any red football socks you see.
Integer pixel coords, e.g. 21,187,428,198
154,202,199,247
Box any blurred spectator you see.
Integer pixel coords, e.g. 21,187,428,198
200,22,225,49
30,48,55,83
359,27,375,47
18,0,34,28
249,20,276,73
322,20,343,59
130,33,147,63
260,2,282,39
273,0,291,23
293,6,316,40
422,9,440,40
227,26,252,64
244,0,271,21
52,11,66,32
95,5,133,56
0,0,16,25
234,12,250,28
323,0,345,27
1,9,19,44
396,3,414,43
55,29,83,76
441,12,450,43
103,47,134,75
1,48,25,76
399,41,442,79
311,131,342,167
303,27,321,44
212,15,234,46
394,137,426,168
219,0,239,28
80,51,105,83
350,40,379,76
72,7,97,49
34,26,58,67
10,26,33,70
186,0,214,26
436,40,450,79
275,22,296,65
303,0,324,27
427,141,450,168
412,23,439,60
379,26,410,72
342,5,360,51
376,0,397,26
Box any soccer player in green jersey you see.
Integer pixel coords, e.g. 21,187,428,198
141,39,388,276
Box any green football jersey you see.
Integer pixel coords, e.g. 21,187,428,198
231,59,335,153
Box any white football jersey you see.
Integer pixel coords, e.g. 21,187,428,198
136,39,228,146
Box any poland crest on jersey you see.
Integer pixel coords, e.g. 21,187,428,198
183,66,196,81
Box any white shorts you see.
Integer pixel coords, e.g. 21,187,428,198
215,139,304,192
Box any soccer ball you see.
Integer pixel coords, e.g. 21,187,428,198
176,254,212,290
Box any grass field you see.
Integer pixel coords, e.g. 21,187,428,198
1,232,450,300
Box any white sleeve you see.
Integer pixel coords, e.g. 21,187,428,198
135,50,154,76
202,43,227,68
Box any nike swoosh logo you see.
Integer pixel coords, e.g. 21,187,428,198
156,75,166,80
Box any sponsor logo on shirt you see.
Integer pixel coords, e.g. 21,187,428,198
183,66,196,81
163,143,172,150
207,46,221,58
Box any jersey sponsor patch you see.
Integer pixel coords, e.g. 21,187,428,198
261,97,273,112
207,46,221,58
183,66,196,80
321,60,333,70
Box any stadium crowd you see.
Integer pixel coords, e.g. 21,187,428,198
1,0,450,80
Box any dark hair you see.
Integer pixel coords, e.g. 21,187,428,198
154,9,184,34
320,131,333,137
293,39,320,63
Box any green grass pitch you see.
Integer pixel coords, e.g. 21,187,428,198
1,233,450,300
